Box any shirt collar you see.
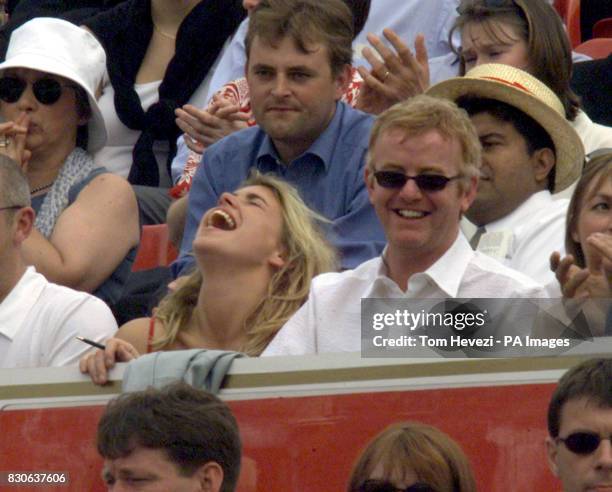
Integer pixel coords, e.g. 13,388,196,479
255,101,344,171
369,234,473,297
0,267,46,340
484,191,553,232
421,233,473,297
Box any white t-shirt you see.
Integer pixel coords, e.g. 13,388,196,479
0,267,117,368
262,234,546,355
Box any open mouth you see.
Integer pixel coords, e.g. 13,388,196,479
395,209,428,219
207,210,236,230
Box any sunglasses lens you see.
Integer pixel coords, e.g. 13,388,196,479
415,175,450,191
374,171,407,189
33,78,63,105
0,77,26,103
359,480,399,492
563,433,601,454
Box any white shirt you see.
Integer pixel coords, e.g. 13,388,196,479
572,110,612,156
473,191,568,286
262,234,546,355
0,267,117,368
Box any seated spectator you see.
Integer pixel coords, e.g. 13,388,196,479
262,95,546,356
450,0,612,156
170,0,371,197
358,0,612,156
549,152,612,333
80,173,336,385
427,63,585,285
348,422,477,492
0,18,139,305
97,382,241,492
0,155,116,368
173,0,386,277
82,0,246,223
546,358,612,492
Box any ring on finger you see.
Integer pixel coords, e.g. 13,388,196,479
0,136,11,148
381,69,390,82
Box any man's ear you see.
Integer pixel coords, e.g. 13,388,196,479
364,166,376,205
13,207,34,246
532,147,556,187
545,436,560,478
460,175,479,214
197,461,224,492
333,64,352,101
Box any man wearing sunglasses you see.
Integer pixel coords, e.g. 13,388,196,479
263,95,544,356
546,358,612,492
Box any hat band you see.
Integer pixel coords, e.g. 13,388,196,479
479,76,534,96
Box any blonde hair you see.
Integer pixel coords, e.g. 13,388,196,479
153,172,338,355
367,95,482,191
348,422,477,492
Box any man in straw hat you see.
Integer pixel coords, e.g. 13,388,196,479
427,63,585,285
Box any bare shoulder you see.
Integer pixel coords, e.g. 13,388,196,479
116,317,166,354
85,172,136,200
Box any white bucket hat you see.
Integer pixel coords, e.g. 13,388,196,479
0,17,107,153
427,63,585,193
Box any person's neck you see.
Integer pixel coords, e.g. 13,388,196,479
0,259,26,304
151,0,200,31
384,233,459,291
190,263,272,351
27,144,75,194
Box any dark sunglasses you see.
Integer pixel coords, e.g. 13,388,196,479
557,432,612,455
0,76,75,105
373,170,462,192
359,480,436,492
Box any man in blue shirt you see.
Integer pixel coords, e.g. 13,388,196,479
174,0,385,276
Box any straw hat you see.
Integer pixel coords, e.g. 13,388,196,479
0,18,107,153
427,63,585,193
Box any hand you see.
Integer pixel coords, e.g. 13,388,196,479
550,250,610,299
0,113,31,171
585,232,612,291
175,99,250,153
356,29,430,115
79,337,140,385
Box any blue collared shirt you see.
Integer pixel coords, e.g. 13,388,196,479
173,102,385,276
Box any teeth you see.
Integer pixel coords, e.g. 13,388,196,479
208,210,236,230
397,210,426,218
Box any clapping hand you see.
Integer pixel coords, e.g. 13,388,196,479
356,29,430,115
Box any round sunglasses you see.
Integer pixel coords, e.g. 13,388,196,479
373,170,463,192
557,432,612,455
0,76,76,105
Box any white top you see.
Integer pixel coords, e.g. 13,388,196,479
473,191,568,286
0,267,117,368
572,110,612,157
93,65,216,184
262,234,546,355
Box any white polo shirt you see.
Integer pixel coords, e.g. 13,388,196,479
262,234,546,355
0,267,117,368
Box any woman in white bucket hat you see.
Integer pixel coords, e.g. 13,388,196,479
0,17,139,306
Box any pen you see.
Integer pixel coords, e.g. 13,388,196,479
76,336,106,350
